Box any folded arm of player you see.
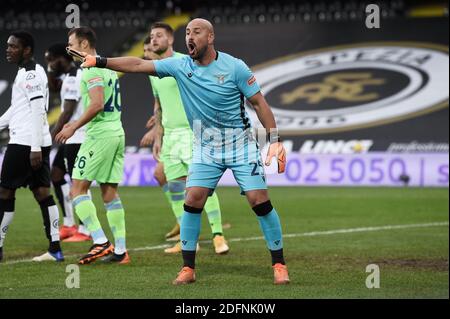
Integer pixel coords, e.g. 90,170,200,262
247,92,286,174
67,48,158,76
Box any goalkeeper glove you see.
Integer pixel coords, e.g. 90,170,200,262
66,47,107,68
265,130,286,174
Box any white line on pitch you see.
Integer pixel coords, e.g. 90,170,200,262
2,221,448,266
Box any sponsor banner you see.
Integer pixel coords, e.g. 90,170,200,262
260,152,449,187
110,152,450,187
0,152,446,187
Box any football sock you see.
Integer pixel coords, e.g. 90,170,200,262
77,190,91,229
105,198,126,255
253,201,285,265
38,196,61,253
168,180,186,225
180,204,202,268
162,183,172,207
204,192,223,237
0,198,15,248
53,179,75,227
73,194,107,245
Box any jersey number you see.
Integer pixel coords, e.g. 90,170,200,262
104,79,121,112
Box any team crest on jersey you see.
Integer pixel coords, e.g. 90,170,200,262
215,74,227,84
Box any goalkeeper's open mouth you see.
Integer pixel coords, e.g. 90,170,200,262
188,42,196,56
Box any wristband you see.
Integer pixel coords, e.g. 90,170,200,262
267,130,281,144
96,56,108,68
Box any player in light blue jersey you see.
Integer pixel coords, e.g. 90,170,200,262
70,18,290,285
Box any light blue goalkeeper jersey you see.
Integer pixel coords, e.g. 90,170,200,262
153,51,260,132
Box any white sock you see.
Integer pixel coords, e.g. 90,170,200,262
78,224,90,236
48,205,60,242
61,183,74,226
0,211,15,247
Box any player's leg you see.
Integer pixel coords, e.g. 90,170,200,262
63,143,91,242
71,137,115,264
0,187,16,262
163,176,189,253
71,178,113,264
160,133,189,242
97,135,129,264
245,189,289,284
99,183,129,264
231,141,289,284
29,146,64,262
154,161,179,240
180,129,228,253
0,145,21,262
30,186,64,261
162,134,199,253
173,161,224,285
203,192,229,254
51,145,76,239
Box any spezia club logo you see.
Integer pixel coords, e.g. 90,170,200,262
248,42,449,134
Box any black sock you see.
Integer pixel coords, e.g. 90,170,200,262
38,196,61,253
270,248,285,265
52,180,67,217
182,250,196,269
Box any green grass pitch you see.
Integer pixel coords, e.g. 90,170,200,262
0,186,448,298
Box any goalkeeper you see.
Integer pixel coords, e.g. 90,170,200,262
140,23,229,254
68,18,289,285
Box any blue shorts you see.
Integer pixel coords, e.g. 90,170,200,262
186,133,267,194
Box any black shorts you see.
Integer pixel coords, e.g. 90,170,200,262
52,145,66,172
64,144,81,177
0,144,51,190
51,144,81,178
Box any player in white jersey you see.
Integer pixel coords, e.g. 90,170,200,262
45,43,91,243
0,31,64,262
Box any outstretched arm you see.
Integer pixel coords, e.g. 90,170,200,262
66,48,158,75
106,57,158,75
